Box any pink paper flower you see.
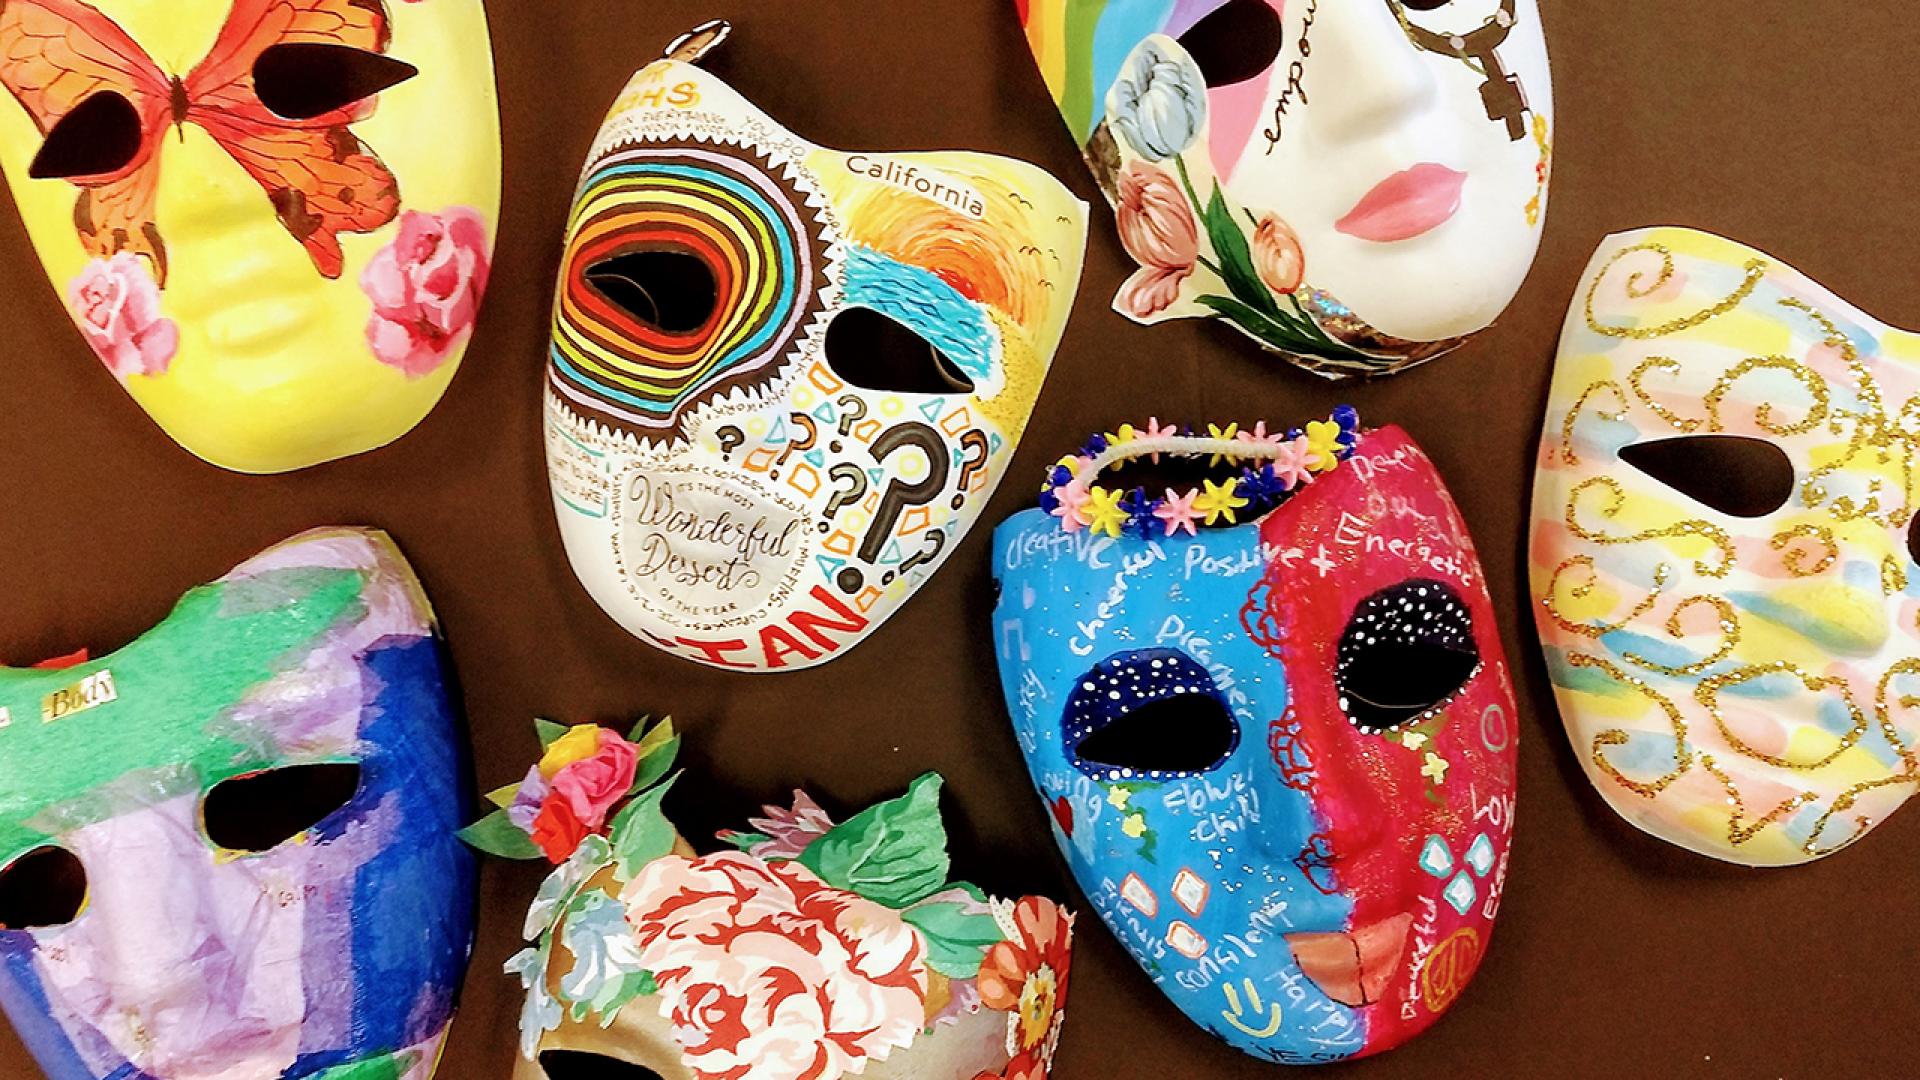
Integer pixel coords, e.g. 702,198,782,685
727,790,837,861
361,207,491,377
1252,213,1305,295
548,728,639,832
625,853,929,1080
68,253,178,378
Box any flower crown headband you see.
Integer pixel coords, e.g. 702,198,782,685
461,719,1075,1080
1039,407,1361,537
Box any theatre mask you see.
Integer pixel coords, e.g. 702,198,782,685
993,415,1517,1061
544,22,1087,671
461,718,1076,1080
1017,0,1552,377
1534,227,1920,866
0,0,501,472
0,528,476,1080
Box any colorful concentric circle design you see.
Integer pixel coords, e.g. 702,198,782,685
549,141,830,442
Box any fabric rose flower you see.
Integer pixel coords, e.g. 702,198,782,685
721,790,837,861
547,730,638,831
1252,213,1306,295
68,253,178,378
361,206,491,377
517,724,641,862
1109,37,1207,162
624,852,930,1080
978,897,1073,1073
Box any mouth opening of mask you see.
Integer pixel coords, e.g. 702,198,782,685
1336,579,1480,734
29,91,143,180
202,762,363,852
1619,434,1794,519
1065,649,1241,781
0,846,87,930
1040,410,1360,536
824,307,976,395
253,43,419,121
1176,0,1285,88
586,248,721,335
539,1050,666,1080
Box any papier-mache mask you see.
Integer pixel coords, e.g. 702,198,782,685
1017,0,1553,378
0,528,476,1079
992,415,1517,1062
461,718,1076,1080
544,22,1088,671
0,0,501,473
1533,227,1920,866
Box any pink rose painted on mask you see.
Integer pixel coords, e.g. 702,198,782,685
361,207,491,377
547,729,638,831
68,253,178,379
624,853,929,1080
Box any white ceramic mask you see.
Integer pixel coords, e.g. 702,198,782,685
1533,227,1920,865
1017,0,1553,377
544,24,1088,671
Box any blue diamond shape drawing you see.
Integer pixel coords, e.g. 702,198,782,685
1444,872,1477,915
1466,834,1496,878
1419,835,1454,879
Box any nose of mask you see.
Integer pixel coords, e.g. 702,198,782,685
543,27,1087,672
0,0,502,472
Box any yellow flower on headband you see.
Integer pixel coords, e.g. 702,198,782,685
1205,422,1240,465
1084,486,1130,538
1194,477,1249,525
1305,421,1344,473
539,724,606,779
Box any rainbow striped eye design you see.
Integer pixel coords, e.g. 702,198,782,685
550,144,831,444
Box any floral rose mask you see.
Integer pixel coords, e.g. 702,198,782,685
1533,227,1920,866
461,719,1076,1080
0,0,500,473
992,416,1517,1061
0,528,476,1079
1017,0,1553,377
544,23,1087,671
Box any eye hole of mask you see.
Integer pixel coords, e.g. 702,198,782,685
1177,0,1286,87
1337,579,1479,734
0,847,87,930
825,308,976,395
585,249,719,334
253,43,419,121
1400,0,1455,11
1619,435,1794,519
204,763,362,852
539,1051,665,1080
1066,649,1241,779
28,92,143,180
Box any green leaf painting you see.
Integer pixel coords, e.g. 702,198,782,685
902,899,1004,979
799,773,950,909
457,809,542,861
610,774,679,880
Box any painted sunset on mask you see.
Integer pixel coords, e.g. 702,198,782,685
993,423,1516,1062
0,529,474,1080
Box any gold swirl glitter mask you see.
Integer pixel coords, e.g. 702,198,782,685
1530,227,1920,866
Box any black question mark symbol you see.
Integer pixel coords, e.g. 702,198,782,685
856,422,950,566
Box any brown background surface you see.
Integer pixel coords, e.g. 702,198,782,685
2,1,1916,1076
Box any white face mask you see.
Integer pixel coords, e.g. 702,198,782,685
1018,0,1552,377
544,24,1087,671
1534,227,1920,866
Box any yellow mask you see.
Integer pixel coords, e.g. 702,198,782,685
0,0,501,473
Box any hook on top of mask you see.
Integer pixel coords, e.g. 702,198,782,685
1016,0,1553,378
0,0,502,473
544,22,1089,672
994,416,1518,1062
1533,227,1920,867
465,717,1077,1080
0,527,476,1080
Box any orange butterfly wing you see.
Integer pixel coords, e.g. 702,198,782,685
0,0,173,280
186,0,399,279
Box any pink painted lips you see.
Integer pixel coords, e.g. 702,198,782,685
1336,164,1467,243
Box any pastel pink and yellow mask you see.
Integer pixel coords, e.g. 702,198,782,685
1017,0,1553,377
1533,227,1920,865
0,0,501,473
462,719,1076,1080
544,23,1087,671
